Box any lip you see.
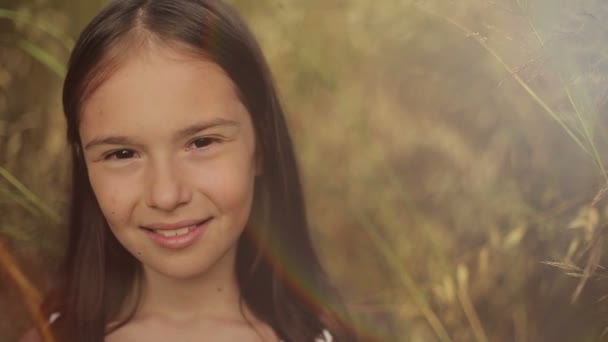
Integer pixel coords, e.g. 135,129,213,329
143,218,209,231
142,217,212,249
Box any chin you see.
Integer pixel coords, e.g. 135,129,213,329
143,246,237,281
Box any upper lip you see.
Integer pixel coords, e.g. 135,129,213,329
142,218,210,230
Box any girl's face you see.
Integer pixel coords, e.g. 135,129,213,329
79,47,259,280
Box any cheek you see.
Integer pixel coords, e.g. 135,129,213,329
217,169,255,212
87,168,140,227
193,154,256,220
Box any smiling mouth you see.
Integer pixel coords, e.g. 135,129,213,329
142,217,212,237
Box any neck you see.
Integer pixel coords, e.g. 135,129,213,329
135,246,246,323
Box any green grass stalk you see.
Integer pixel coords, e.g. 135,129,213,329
0,167,60,223
18,40,66,77
0,8,73,51
0,185,41,218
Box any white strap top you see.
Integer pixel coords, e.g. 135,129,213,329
315,329,334,342
279,329,333,342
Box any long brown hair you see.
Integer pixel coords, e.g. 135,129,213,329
47,0,354,341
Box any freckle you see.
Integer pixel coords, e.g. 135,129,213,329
111,211,115,215
217,288,222,292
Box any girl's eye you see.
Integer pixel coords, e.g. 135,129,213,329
105,149,136,160
190,137,217,149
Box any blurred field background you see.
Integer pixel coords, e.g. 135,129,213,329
2,0,608,341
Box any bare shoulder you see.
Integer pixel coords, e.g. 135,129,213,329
105,315,280,342
17,328,42,342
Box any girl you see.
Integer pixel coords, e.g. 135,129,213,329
24,0,355,341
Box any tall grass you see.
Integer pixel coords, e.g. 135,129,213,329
413,2,607,180
0,5,68,341
292,1,607,340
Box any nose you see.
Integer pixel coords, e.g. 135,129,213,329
145,158,192,212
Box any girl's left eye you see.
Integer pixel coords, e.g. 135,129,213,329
104,149,137,160
189,137,218,150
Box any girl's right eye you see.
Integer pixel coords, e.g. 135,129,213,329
104,149,136,160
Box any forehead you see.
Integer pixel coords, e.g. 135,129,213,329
80,46,245,138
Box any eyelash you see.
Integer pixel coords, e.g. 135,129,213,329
102,137,221,161
103,149,136,160
186,136,221,151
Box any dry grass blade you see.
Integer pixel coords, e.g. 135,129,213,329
571,225,606,302
591,184,608,207
545,224,608,302
356,210,453,342
412,3,594,162
0,240,54,342
513,0,608,182
456,265,489,342
542,261,584,275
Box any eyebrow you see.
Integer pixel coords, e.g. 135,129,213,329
83,117,240,150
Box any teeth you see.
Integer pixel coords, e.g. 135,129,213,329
154,225,195,237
